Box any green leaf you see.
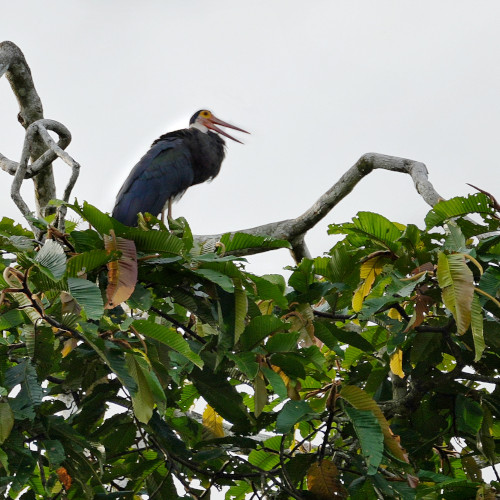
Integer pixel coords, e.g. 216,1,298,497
228,352,259,379
288,259,314,293
0,309,25,330
5,360,43,420
124,228,184,254
219,232,291,253
320,243,358,283
314,321,374,352
437,252,474,334
133,319,203,368
261,366,288,401
248,447,280,471
127,283,153,311
42,440,65,467
233,278,247,343
192,268,234,292
265,332,300,353
331,212,403,253
70,228,104,252
68,277,104,320
191,367,252,430
478,266,500,305
73,201,115,234
340,385,408,463
34,239,66,281
443,223,467,252
471,294,485,361
425,194,495,229
345,407,384,475
66,249,110,277
276,400,315,433
253,372,267,418
239,315,289,350
251,275,288,308
269,353,306,379
455,394,483,435
0,402,14,443
82,325,138,395
125,353,155,423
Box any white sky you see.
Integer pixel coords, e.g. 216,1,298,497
1,1,500,276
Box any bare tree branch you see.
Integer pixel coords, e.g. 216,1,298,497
10,119,80,235
195,153,443,262
0,40,56,216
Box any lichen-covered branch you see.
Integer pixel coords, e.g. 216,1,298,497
0,40,56,216
10,119,80,235
195,153,443,262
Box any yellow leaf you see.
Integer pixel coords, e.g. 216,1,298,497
390,349,405,378
388,308,402,320
61,338,79,358
352,256,385,312
307,460,347,499
202,405,224,438
257,300,274,315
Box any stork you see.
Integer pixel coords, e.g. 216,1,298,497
112,110,249,226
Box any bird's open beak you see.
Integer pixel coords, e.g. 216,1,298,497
203,115,250,144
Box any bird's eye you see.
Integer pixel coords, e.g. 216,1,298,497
201,111,211,117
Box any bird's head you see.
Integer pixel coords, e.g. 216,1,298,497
189,110,249,144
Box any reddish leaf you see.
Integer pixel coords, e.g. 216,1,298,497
104,231,138,309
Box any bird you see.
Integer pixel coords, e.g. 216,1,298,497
112,110,249,226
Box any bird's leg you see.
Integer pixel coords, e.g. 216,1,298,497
167,198,173,220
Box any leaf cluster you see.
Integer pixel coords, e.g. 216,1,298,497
0,195,498,499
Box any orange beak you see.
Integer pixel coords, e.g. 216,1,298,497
201,114,250,144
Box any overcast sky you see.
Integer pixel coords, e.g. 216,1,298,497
1,1,500,276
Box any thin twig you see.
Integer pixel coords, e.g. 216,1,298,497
150,306,207,344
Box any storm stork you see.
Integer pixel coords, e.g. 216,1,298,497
112,110,249,226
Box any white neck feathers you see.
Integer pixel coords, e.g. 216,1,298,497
190,121,208,133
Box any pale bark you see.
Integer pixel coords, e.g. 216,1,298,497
195,153,443,262
0,41,56,217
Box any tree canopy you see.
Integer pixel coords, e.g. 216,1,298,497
0,193,498,499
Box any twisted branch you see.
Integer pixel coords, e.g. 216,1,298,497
0,40,56,215
1,41,80,234
10,119,80,235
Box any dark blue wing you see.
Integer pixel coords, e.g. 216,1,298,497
112,138,194,225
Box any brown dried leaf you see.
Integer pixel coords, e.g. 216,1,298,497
57,466,72,490
410,262,434,275
404,292,434,332
307,460,347,499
